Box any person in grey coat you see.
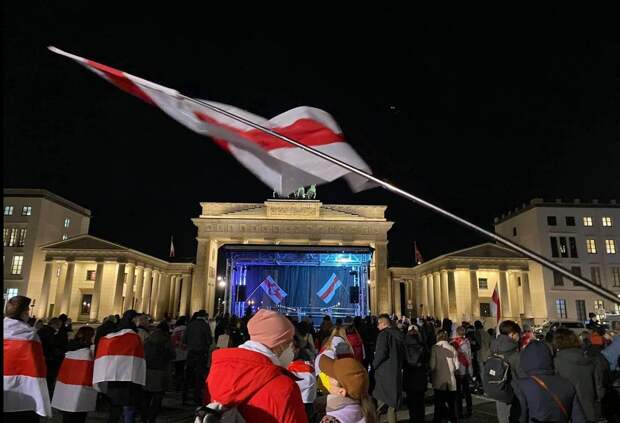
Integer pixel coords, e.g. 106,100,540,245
514,340,586,423
491,320,524,423
372,314,405,423
553,328,604,422
141,321,175,423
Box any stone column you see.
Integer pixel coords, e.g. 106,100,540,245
448,270,457,319
419,276,428,317
179,273,191,317
374,241,390,314
522,272,533,318
433,272,442,318
37,261,55,318
156,273,171,320
54,262,67,314
427,275,435,317
393,279,401,316
133,266,145,312
123,263,136,312
149,270,161,316
470,269,480,320
113,262,127,314
440,270,450,319
172,276,182,317
90,261,105,322
168,276,177,315
191,240,208,313
141,268,153,313
499,270,510,319
508,272,521,319
59,260,76,315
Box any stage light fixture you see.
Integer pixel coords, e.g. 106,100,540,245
218,281,226,288
217,276,223,281
367,280,371,284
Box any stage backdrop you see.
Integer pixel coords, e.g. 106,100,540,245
240,265,357,309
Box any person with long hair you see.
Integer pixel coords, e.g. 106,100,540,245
319,355,376,423
345,323,365,364
52,326,97,423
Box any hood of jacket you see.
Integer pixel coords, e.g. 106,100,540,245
555,347,591,366
519,340,554,375
207,347,290,406
490,334,519,355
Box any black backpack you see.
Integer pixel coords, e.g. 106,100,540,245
482,354,513,403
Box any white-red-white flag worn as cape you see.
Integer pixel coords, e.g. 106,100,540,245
49,47,377,195
491,285,501,325
52,347,97,412
93,328,146,387
3,317,52,417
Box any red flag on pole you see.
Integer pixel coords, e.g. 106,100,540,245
491,285,501,325
414,242,423,265
169,236,175,258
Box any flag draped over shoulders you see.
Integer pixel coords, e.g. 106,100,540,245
49,47,376,195
3,317,52,417
93,328,145,387
52,347,97,412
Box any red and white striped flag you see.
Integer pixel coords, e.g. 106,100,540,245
3,317,52,417
491,285,501,325
52,347,97,412
93,328,145,387
48,47,377,195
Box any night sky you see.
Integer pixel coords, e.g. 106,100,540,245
4,6,619,265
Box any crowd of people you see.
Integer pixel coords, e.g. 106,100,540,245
4,294,620,423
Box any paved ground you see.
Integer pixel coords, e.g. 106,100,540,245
43,390,498,422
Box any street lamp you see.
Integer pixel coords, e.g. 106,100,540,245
218,281,226,288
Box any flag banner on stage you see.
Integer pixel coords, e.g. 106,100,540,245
48,47,376,195
317,273,343,304
491,285,501,324
259,276,288,305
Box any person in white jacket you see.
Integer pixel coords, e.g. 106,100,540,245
430,330,460,423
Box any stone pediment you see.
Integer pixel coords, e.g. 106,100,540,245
41,235,127,251
446,243,524,259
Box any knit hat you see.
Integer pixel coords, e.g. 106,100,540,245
319,355,369,400
247,309,295,349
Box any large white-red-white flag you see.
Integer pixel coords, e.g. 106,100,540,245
491,285,501,325
259,276,288,305
93,328,146,387
3,317,52,417
49,47,377,195
52,347,97,413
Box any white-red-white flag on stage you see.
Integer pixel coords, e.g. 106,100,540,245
52,347,97,413
316,273,343,304
3,317,52,417
48,47,377,195
491,285,501,324
259,276,288,305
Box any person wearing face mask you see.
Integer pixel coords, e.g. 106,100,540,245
204,308,307,423
4,295,53,421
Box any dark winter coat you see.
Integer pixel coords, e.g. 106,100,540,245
372,326,405,408
403,334,429,393
144,328,175,392
514,341,586,423
554,347,603,421
183,318,213,352
490,334,524,379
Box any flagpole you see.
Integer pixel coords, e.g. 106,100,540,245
154,95,610,306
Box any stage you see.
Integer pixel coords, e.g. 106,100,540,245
220,245,373,324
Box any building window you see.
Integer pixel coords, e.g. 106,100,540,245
591,267,602,285
4,206,14,216
62,234,68,240
5,288,19,299
21,206,32,216
480,302,491,317
594,300,605,315
550,237,559,258
576,300,587,322
583,216,593,227
569,237,578,258
571,266,582,287
86,270,97,281
556,299,567,319
478,278,488,289
602,216,613,227
565,216,575,226
605,239,617,254
80,294,93,315
547,216,557,226
10,255,24,275
611,267,620,288
3,228,9,247
64,218,71,228
586,239,597,254
512,227,517,236
8,228,18,247
559,237,569,258
17,229,27,247
553,271,564,286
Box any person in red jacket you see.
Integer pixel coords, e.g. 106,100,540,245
205,309,307,423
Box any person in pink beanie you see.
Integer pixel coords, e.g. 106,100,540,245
204,309,307,423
